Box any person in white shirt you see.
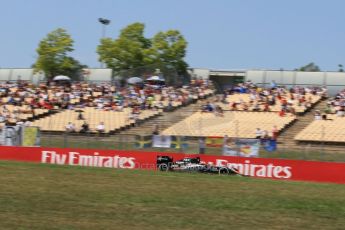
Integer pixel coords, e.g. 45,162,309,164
96,122,105,133
24,120,31,127
65,122,76,132
255,128,262,139
314,111,322,120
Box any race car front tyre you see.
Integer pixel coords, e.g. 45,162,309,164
158,163,169,172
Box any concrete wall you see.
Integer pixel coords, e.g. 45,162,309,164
83,68,112,82
188,68,210,80
0,68,113,83
0,69,36,82
2,68,345,95
246,70,345,95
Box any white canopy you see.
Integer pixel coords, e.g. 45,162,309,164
147,76,165,81
53,75,71,81
127,77,143,84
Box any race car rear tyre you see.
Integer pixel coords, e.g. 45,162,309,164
218,167,229,175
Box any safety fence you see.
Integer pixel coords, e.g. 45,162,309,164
38,133,345,163
1,122,345,163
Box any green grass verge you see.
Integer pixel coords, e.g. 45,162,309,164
0,161,344,229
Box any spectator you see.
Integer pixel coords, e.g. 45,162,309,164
255,128,262,139
271,125,278,140
152,124,159,135
336,107,345,117
323,105,332,114
270,80,277,89
314,110,322,120
96,122,105,133
261,130,270,142
24,120,31,127
252,102,260,111
205,101,214,112
77,111,84,120
260,129,266,137
279,109,286,117
198,137,206,154
65,122,76,132
80,121,89,133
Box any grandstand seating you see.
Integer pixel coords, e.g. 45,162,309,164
161,111,296,138
0,105,49,124
294,114,345,142
31,107,161,133
215,93,321,113
294,88,345,143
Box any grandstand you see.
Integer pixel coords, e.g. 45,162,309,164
118,82,345,155
295,89,345,143
0,79,214,134
28,87,213,134
157,83,323,140
3,74,345,154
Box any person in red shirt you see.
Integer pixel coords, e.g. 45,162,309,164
279,110,285,117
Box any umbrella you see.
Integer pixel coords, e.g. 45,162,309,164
147,76,165,81
53,75,71,81
127,77,143,84
75,109,84,113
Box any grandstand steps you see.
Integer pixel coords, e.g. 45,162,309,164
278,100,327,144
117,100,207,136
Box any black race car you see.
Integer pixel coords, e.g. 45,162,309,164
156,156,240,175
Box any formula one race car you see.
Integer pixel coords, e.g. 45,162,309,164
156,156,241,175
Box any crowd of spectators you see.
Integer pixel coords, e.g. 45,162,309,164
217,80,327,116
0,79,212,126
201,101,224,117
198,80,326,118
254,125,278,141
320,89,345,119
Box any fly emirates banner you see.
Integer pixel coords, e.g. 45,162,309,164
0,146,344,184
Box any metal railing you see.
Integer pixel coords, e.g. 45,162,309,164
38,132,345,163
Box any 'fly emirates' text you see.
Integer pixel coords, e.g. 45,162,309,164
41,151,136,169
